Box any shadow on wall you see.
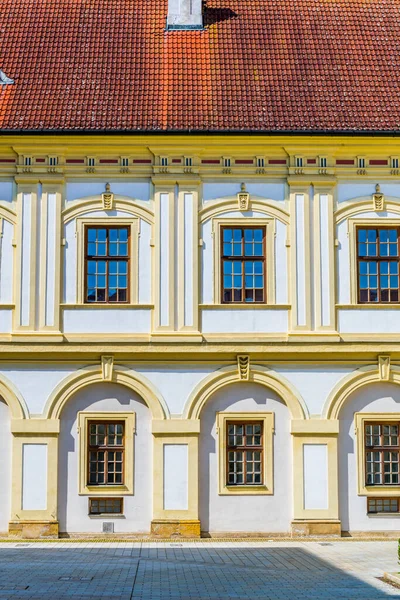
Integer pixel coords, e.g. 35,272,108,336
199,382,292,535
0,545,395,598
338,382,400,533
58,382,152,534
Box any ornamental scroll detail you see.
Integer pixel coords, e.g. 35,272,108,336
237,355,250,381
373,184,385,212
102,183,114,210
237,183,250,211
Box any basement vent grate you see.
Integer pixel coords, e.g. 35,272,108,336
102,522,114,534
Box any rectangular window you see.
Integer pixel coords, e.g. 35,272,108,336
49,156,58,166
24,156,32,166
358,157,366,168
87,157,95,167
221,226,266,303
392,158,399,169
89,497,123,515
88,421,124,486
226,421,263,485
161,157,168,166
357,227,400,303
185,157,193,167
224,158,231,167
85,226,130,303
295,157,303,167
257,157,265,168
365,422,400,485
121,157,129,167
319,157,327,168
367,497,399,513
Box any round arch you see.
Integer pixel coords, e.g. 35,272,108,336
0,204,16,226
0,374,29,419
335,196,400,224
199,196,289,225
322,364,400,420
62,195,154,225
183,365,308,420
44,365,169,420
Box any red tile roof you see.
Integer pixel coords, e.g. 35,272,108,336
1,0,400,133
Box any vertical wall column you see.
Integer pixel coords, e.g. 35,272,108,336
154,184,175,333
289,185,311,332
38,181,63,333
177,184,200,333
14,179,39,332
151,420,200,537
9,419,60,538
291,420,341,536
313,185,336,331
153,179,201,339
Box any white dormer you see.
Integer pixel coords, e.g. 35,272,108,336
167,0,203,29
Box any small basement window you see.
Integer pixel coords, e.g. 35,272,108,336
367,497,399,514
89,498,123,515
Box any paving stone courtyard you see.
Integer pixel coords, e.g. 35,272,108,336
0,540,398,599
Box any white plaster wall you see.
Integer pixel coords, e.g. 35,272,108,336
22,444,47,510
0,399,11,532
339,309,400,334
274,366,357,416
199,382,292,533
338,382,400,532
134,366,220,416
202,309,288,334
64,220,77,304
63,308,151,334
0,310,12,333
275,219,288,304
337,220,350,305
0,181,14,204
0,219,13,305
138,220,152,304
163,445,188,510
0,364,85,416
202,182,286,203
337,182,400,204
66,181,151,203
303,444,328,510
58,382,152,533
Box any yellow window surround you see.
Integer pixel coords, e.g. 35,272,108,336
212,217,276,306
77,411,136,496
355,412,400,496
348,217,400,305
216,411,274,496
75,216,139,306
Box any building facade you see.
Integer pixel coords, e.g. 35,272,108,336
1,0,400,538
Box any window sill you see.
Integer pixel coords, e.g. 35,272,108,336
61,303,154,309
81,485,131,496
219,485,272,496
367,513,400,518
88,514,126,519
200,304,290,310
337,304,400,310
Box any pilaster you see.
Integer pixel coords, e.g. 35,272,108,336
151,419,200,537
291,419,341,537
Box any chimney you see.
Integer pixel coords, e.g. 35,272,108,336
167,0,203,29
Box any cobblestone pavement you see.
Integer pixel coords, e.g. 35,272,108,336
0,540,398,599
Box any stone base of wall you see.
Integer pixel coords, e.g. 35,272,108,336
291,520,342,537
151,520,201,538
9,521,59,539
